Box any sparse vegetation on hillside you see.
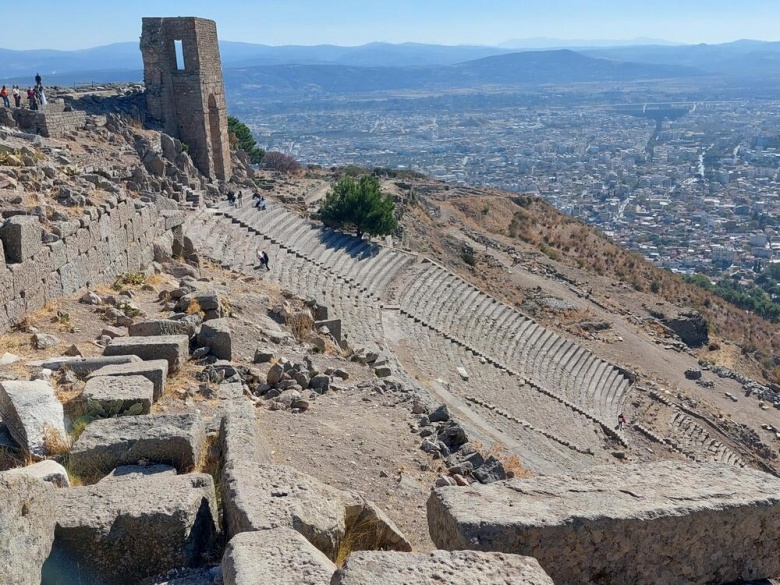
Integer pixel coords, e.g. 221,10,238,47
262,151,300,174
321,175,398,238
227,115,265,164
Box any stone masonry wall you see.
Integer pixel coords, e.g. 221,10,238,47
0,193,184,333
140,17,231,181
10,107,86,138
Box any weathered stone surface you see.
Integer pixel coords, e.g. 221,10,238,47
69,412,205,478
98,463,177,484
218,381,244,400
42,473,218,585
0,472,56,585
33,332,60,349
221,461,410,561
129,318,199,339
103,334,189,371
0,215,42,263
428,461,780,585
0,380,66,457
29,354,142,377
332,550,554,585
82,374,154,415
222,529,336,585
5,459,70,488
197,317,232,360
87,359,168,401
253,347,276,363
266,363,284,384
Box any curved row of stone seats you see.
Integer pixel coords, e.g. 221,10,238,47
184,211,385,352
225,203,417,299
397,260,630,443
396,318,608,472
669,411,744,467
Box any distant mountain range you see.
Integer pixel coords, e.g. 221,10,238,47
0,39,778,90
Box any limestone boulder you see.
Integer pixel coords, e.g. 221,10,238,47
0,473,56,585
42,473,218,585
332,550,554,585
427,461,780,585
69,412,205,479
87,359,168,401
103,335,189,371
82,374,154,415
0,380,66,457
5,459,70,488
197,318,232,360
222,529,336,585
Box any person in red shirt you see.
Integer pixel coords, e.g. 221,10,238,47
0,86,9,108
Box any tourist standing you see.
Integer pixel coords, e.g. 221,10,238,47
35,72,41,86
12,86,20,108
237,191,243,208
27,87,37,110
0,86,9,108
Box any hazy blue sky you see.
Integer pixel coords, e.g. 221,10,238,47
11,0,780,49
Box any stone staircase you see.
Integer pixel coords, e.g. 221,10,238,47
184,201,633,452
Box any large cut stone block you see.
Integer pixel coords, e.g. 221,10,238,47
42,473,218,585
197,317,232,360
0,380,66,457
0,215,42,264
87,358,168,401
222,529,336,585
69,412,205,479
82,375,154,415
427,461,780,585
0,472,56,585
103,334,189,371
128,318,199,339
5,459,70,488
332,550,554,585
28,354,142,378
221,462,410,561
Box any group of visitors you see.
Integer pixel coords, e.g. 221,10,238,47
0,73,47,110
226,189,267,211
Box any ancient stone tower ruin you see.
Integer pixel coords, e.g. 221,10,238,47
140,17,232,181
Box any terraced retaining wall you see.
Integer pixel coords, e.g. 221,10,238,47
0,192,184,332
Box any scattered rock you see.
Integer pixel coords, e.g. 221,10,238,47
33,333,60,350
0,380,66,457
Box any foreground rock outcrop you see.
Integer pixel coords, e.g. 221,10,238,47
428,461,780,585
0,380,66,456
332,550,554,585
0,473,56,585
222,529,336,585
42,473,218,585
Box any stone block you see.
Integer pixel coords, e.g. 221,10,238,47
29,354,141,378
0,380,66,457
128,318,199,339
427,461,780,585
197,317,232,360
103,334,189,371
4,459,70,488
87,358,168,401
42,473,218,585
315,318,342,342
222,529,336,585
221,461,410,561
82,375,154,415
0,215,42,264
332,550,554,585
69,412,205,478
0,472,56,585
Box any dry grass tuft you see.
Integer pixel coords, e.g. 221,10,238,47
286,310,314,342
43,426,71,457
